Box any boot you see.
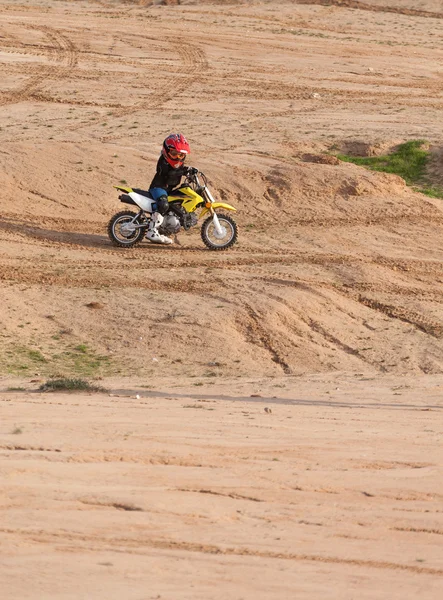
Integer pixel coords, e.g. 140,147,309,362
146,212,173,245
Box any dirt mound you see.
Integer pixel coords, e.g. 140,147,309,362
0,140,415,227
336,140,403,158
2,138,443,378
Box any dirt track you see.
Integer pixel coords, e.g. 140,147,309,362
1,0,443,597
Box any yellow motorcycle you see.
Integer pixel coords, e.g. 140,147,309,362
108,169,238,250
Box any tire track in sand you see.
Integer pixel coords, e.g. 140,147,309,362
0,24,78,107
1,527,442,576
298,0,443,20
115,34,208,117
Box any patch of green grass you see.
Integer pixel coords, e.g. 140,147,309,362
337,140,428,184
12,425,23,434
28,350,47,363
56,345,111,377
420,185,443,199
3,347,48,374
39,378,105,392
2,343,113,378
7,387,26,392
336,140,443,198
75,344,88,354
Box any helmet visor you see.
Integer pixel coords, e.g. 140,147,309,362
168,149,187,160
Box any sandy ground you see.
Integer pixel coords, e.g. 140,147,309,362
1,374,443,599
1,0,443,597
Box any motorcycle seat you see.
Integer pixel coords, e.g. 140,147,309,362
132,188,153,198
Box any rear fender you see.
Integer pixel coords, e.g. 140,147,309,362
119,194,137,206
114,185,133,193
199,202,237,219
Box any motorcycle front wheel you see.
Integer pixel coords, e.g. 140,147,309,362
201,213,238,250
107,210,146,248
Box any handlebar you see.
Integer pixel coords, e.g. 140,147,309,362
185,168,208,188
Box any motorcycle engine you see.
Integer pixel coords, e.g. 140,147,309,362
183,213,198,230
160,213,181,234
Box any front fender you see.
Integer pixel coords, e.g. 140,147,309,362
200,202,237,219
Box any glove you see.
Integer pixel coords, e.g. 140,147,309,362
185,166,198,176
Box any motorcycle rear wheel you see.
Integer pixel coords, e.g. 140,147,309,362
201,213,238,250
107,210,146,248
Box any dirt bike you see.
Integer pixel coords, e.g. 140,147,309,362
107,169,238,250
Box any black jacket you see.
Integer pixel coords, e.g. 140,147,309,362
149,155,187,193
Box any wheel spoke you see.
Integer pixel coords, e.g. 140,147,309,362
108,211,145,248
201,213,238,251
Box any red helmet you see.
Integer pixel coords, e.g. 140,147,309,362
162,133,190,169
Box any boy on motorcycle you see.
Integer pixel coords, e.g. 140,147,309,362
147,133,195,244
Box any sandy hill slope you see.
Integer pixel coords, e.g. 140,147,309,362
1,0,443,380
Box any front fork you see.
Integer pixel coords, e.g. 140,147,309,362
205,189,224,237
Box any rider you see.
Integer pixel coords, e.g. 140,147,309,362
147,133,194,244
